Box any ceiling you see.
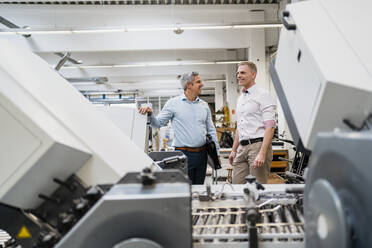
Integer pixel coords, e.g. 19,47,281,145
0,0,280,5
0,1,285,104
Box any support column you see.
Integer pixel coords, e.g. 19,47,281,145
225,50,239,126
158,96,161,115
214,82,224,112
248,10,268,90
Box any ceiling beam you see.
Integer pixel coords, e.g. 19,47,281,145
3,29,258,52
0,5,280,52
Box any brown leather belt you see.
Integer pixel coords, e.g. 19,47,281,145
175,145,206,152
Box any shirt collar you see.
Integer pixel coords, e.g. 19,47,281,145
181,93,200,102
242,83,257,95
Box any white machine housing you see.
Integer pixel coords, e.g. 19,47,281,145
0,39,153,209
97,105,148,151
275,0,372,149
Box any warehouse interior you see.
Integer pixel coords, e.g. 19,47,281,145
1,0,372,247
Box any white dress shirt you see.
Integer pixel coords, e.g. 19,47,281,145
236,84,277,140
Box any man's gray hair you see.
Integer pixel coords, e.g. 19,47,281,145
179,71,199,90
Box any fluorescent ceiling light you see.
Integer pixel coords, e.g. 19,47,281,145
185,61,216,65
216,61,243,64
233,24,283,29
72,29,125,34
0,30,74,35
143,62,179,67
73,65,114,69
0,22,282,36
182,25,233,30
62,60,242,69
126,27,173,32
0,31,17,35
19,30,73,35
113,64,147,68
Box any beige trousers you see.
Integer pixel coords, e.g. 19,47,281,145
232,142,272,184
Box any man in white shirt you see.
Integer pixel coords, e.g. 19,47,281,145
229,62,277,184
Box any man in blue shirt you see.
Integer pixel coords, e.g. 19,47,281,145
139,72,220,184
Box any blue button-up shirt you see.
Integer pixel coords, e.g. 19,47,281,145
150,93,220,154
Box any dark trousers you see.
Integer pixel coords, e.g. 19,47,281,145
179,150,208,185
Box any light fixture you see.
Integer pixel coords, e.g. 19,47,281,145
127,27,173,32
61,60,243,69
18,30,73,35
70,65,114,69
182,25,234,30
215,61,243,64
113,64,147,68
173,28,184,35
0,22,282,36
72,29,125,34
232,24,283,29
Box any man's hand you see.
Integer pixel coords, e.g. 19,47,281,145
253,153,265,168
229,151,236,166
138,106,153,115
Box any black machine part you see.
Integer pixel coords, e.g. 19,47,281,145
0,175,108,248
304,132,372,248
243,176,261,248
0,202,60,248
55,170,192,248
118,169,190,185
148,151,188,175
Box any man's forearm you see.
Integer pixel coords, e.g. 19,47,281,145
232,129,240,152
259,127,275,155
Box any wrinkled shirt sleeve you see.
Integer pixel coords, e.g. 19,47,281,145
150,99,174,128
260,93,277,128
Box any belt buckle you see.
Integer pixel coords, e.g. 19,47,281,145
248,138,251,145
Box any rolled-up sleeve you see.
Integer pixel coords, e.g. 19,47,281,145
260,93,277,128
206,107,220,155
150,99,174,128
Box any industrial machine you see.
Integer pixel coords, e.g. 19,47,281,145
1,0,372,247
270,0,372,248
